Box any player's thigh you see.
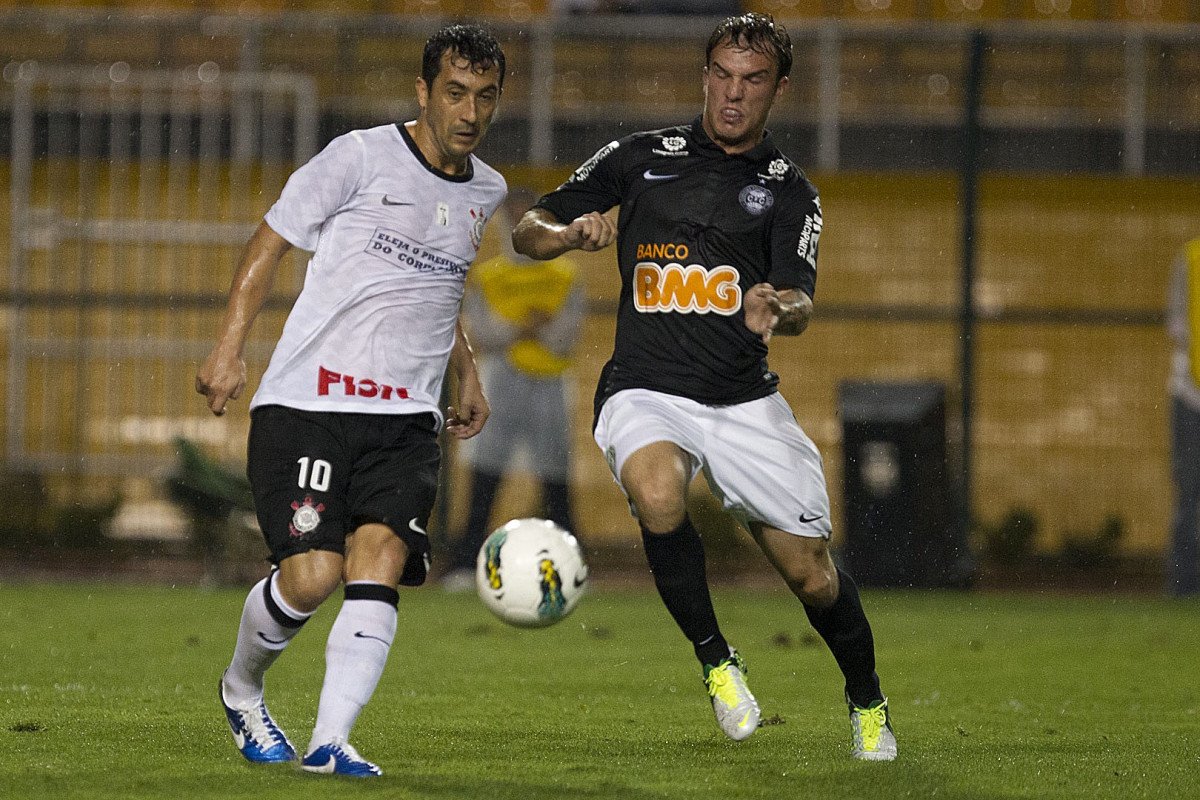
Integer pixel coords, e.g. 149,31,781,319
346,412,441,586
247,405,352,570
703,393,832,538
620,440,693,529
594,389,702,525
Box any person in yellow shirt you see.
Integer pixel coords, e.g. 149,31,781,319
1167,238,1200,596
443,187,585,587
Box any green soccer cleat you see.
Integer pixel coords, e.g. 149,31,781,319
848,696,897,761
703,649,760,741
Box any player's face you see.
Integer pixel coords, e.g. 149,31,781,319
415,49,502,173
701,41,788,155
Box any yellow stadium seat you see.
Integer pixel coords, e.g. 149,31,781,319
1110,0,1191,23
931,0,1009,21
742,0,824,18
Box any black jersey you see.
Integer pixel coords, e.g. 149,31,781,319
537,117,822,416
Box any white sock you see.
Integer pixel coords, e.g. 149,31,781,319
223,571,311,708
308,582,398,751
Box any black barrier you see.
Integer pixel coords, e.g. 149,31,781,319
839,381,973,589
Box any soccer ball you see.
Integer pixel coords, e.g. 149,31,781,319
475,518,589,628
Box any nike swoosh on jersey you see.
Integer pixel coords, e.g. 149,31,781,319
408,517,428,537
642,169,679,181
381,195,412,206
798,513,824,524
573,574,588,588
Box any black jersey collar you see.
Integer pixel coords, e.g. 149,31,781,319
396,123,475,183
688,116,777,163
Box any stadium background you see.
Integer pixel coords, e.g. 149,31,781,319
0,2,1198,585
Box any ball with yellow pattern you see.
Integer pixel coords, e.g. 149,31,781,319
475,518,589,628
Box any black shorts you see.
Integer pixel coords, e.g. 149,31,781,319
247,405,441,586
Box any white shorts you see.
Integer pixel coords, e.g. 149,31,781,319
593,388,832,539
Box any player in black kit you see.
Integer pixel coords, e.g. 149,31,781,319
513,13,896,760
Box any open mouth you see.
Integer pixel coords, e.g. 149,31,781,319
719,108,743,125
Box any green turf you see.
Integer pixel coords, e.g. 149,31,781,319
0,580,1196,799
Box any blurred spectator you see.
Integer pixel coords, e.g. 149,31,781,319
443,187,585,589
553,0,741,14
1166,237,1200,596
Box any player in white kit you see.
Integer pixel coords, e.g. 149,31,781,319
195,24,507,777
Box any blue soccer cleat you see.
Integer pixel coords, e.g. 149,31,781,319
301,740,383,777
219,675,296,764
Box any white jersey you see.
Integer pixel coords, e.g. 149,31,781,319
251,123,507,419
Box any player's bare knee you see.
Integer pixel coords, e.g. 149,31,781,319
782,562,837,607
277,567,340,613
630,491,686,534
624,476,684,532
345,523,410,585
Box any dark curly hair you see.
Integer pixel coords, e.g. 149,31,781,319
705,12,792,82
422,23,506,90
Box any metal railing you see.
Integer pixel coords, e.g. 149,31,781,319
1,11,1198,173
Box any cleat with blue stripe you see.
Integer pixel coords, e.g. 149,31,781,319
301,740,383,777
219,675,296,764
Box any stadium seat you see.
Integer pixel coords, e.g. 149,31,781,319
930,0,1009,22
1110,0,1191,23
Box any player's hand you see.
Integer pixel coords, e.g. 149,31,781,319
445,378,490,441
562,212,616,252
195,349,246,416
743,283,783,344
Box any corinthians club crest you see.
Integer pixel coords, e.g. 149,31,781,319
289,495,325,537
468,207,489,251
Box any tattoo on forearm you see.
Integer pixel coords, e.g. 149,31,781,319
773,300,810,336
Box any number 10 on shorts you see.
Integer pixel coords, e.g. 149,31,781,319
297,457,332,492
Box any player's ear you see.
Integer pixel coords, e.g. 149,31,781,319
774,74,789,101
415,76,429,112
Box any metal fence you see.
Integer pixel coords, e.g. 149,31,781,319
1,10,1197,560
1,11,1198,172
5,62,316,475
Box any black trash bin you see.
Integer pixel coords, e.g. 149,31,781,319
838,380,971,589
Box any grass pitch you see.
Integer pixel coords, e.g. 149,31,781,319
0,579,1196,799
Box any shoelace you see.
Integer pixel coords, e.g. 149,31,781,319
853,705,887,750
335,742,364,762
240,703,285,751
706,665,740,707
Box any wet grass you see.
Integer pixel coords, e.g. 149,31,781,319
1,581,1195,799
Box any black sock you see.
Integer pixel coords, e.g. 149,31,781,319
803,568,883,707
543,480,573,532
640,517,729,668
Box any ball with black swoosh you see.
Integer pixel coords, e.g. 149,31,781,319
475,518,588,629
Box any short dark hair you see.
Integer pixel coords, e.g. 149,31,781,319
422,23,506,91
705,12,792,82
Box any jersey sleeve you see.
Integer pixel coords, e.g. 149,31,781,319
767,179,822,299
535,139,626,223
265,131,364,252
